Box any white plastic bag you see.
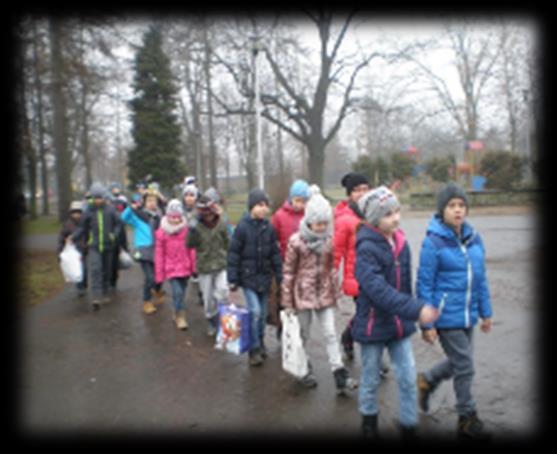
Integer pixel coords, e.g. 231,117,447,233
118,249,133,269
280,310,309,378
59,243,83,283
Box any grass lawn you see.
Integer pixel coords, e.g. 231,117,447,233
18,249,66,307
22,216,61,235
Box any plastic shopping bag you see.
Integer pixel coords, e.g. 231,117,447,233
118,249,133,269
215,303,251,355
280,310,309,378
59,243,83,283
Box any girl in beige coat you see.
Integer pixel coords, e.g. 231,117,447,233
281,186,356,393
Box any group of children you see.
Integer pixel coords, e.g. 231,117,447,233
59,173,493,440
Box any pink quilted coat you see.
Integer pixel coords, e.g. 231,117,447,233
280,232,340,311
154,218,196,283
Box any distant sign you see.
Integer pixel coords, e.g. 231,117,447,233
465,140,484,151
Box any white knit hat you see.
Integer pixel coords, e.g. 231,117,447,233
182,184,199,198
166,198,184,217
303,185,332,225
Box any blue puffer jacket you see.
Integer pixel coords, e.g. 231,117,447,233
120,205,161,262
417,215,492,330
352,223,424,344
227,214,282,294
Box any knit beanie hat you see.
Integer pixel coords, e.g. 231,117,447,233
204,187,221,205
289,179,310,201
303,185,332,225
90,182,106,199
358,185,400,227
166,198,184,217
341,172,370,195
182,184,199,198
69,201,83,212
437,182,469,218
248,188,270,211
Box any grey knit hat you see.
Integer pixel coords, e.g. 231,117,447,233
357,185,400,227
436,182,468,218
89,182,106,199
166,198,184,217
303,185,332,225
182,184,199,198
247,188,270,211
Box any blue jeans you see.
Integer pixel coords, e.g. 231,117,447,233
242,288,269,351
359,336,418,427
170,277,188,312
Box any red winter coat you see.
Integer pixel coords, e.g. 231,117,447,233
154,217,196,283
333,199,362,297
271,200,305,259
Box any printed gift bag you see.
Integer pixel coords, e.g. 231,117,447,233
280,311,309,378
215,303,251,355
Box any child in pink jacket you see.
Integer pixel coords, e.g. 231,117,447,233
155,199,196,330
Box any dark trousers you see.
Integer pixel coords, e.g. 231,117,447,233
87,248,112,300
140,260,156,301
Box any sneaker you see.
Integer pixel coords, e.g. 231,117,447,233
457,413,491,440
417,372,433,413
298,372,318,388
248,348,264,367
143,301,157,315
333,367,357,395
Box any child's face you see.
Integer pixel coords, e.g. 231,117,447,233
349,184,370,203
184,193,196,207
144,196,157,211
70,211,82,222
377,207,401,235
93,197,104,207
291,197,307,212
251,202,269,219
443,198,467,229
309,221,328,234
167,214,183,225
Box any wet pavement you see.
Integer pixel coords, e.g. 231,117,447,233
18,211,542,440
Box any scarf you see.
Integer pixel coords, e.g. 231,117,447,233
161,215,187,235
299,220,331,255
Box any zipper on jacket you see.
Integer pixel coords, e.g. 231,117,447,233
438,292,448,317
459,243,473,328
366,308,375,336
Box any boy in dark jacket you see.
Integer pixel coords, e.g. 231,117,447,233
227,188,282,366
71,182,120,311
58,201,88,297
353,186,438,438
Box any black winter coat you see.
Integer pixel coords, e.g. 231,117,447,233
227,214,282,294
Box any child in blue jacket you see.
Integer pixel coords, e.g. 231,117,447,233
416,182,493,440
353,186,438,439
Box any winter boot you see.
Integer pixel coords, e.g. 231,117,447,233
248,348,264,367
151,288,165,306
174,310,188,330
340,325,354,361
361,414,379,439
333,367,358,395
457,413,491,440
143,301,157,315
417,372,434,413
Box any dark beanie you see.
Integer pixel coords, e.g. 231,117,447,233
437,182,469,218
341,172,370,195
248,188,270,211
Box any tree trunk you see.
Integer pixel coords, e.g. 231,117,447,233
203,26,217,189
49,18,72,222
307,138,325,186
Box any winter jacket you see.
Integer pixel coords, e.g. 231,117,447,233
417,215,492,330
186,215,229,274
120,205,161,262
271,200,305,259
352,223,424,343
71,203,120,253
154,217,196,283
281,232,339,311
333,199,363,296
227,214,282,294
58,217,87,255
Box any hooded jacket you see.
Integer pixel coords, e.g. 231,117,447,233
271,200,305,259
71,202,120,253
352,223,424,343
154,216,196,283
417,215,492,330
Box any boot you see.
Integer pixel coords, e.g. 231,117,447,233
417,372,434,413
174,310,188,330
333,367,358,395
248,348,264,367
151,288,165,306
143,301,157,315
362,414,379,439
457,413,491,440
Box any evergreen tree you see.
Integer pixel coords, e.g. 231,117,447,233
128,25,185,191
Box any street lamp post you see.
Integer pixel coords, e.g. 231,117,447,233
251,35,264,190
